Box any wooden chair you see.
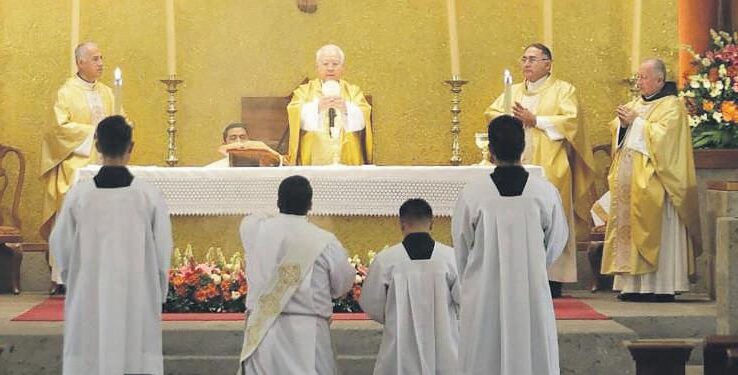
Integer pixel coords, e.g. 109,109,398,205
0,144,25,294
241,78,373,159
585,143,613,292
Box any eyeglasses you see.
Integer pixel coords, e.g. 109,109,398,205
520,57,551,64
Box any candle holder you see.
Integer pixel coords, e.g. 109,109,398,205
622,73,640,97
444,76,468,166
160,75,183,167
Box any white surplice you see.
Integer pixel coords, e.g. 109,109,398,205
50,178,173,375
239,213,355,375
359,241,460,375
452,173,568,375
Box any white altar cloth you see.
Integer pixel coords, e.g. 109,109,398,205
74,165,543,217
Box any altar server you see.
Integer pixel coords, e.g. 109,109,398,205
359,198,460,375
237,175,355,375
50,115,172,375
453,115,568,375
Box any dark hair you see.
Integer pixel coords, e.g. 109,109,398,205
488,115,525,163
222,122,249,142
399,198,433,223
278,175,312,215
525,43,552,61
95,115,132,157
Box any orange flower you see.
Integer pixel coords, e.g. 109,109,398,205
352,285,362,300
703,100,715,112
721,101,738,122
194,289,208,302
708,67,719,82
171,275,185,288
175,285,188,297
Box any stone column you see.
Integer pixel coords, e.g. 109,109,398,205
711,181,738,334
705,181,738,299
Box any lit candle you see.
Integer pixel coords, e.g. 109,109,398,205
446,0,461,78
631,0,642,74
114,67,122,115
70,0,80,75
543,0,553,47
166,0,176,76
503,69,513,114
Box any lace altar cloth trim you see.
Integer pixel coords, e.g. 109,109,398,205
75,165,543,217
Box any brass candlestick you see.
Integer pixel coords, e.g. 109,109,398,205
160,75,183,167
622,73,640,97
444,76,468,166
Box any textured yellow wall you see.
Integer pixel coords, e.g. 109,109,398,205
1,0,678,258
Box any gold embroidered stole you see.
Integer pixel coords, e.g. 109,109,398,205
238,225,331,366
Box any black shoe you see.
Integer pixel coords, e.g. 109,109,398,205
549,281,563,299
617,293,654,302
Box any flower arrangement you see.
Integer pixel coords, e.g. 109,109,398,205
682,30,738,148
332,251,376,313
164,245,248,313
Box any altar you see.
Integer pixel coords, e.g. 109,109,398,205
75,165,543,258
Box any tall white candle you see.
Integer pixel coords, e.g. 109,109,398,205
166,0,177,76
503,69,513,114
446,0,461,78
114,67,122,115
70,0,80,75
543,0,553,48
631,0,642,74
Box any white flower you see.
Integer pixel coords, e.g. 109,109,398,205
355,275,364,284
700,114,709,121
211,274,222,285
710,81,724,97
231,291,241,300
703,79,712,89
702,58,713,67
688,115,701,128
713,111,723,122
719,64,728,77
690,80,701,89
222,273,232,282
681,90,696,98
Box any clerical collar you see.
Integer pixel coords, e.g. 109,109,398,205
490,165,529,197
526,74,550,91
402,232,435,260
94,166,134,188
74,74,97,89
642,81,677,102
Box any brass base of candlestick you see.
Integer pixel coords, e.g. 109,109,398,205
160,75,183,167
444,76,469,166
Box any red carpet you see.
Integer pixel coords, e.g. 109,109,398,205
12,297,607,322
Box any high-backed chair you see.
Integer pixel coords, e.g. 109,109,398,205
0,144,25,294
586,143,613,292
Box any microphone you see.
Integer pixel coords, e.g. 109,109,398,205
328,108,336,130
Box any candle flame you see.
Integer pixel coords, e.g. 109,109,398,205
114,67,122,84
504,69,512,85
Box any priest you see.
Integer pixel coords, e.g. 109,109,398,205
50,115,172,375
237,175,355,374
359,198,460,375
601,58,700,302
41,42,119,293
484,43,595,297
286,44,372,165
453,115,568,375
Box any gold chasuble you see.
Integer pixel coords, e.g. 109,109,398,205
485,76,596,282
40,76,115,239
287,79,372,165
601,94,700,276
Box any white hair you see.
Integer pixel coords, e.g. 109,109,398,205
74,42,98,63
315,44,345,65
644,58,667,81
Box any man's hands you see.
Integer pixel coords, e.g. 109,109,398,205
617,105,638,128
512,102,536,128
319,96,347,115
218,143,247,156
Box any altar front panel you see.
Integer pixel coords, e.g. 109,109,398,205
75,165,543,217
75,165,543,258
